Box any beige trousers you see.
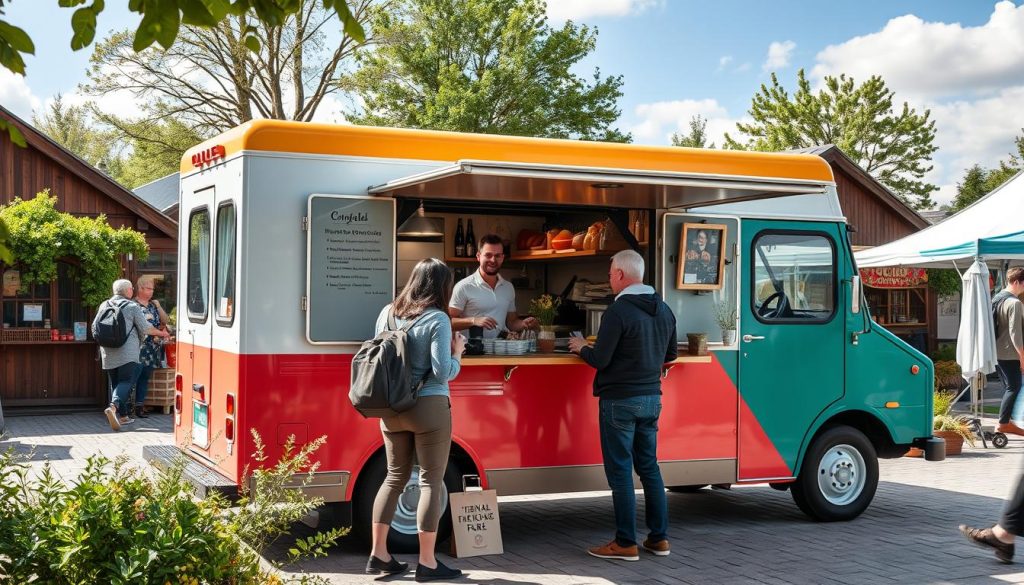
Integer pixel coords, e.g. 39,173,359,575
371,395,452,532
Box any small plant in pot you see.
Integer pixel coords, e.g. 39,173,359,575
530,294,560,352
714,300,737,345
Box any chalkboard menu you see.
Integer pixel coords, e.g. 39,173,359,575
307,194,395,343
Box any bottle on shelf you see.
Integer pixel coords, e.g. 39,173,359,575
466,219,477,257
454,218,466,258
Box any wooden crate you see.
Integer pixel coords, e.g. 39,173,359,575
144,368,176,414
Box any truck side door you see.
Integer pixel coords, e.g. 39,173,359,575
738,221,846,480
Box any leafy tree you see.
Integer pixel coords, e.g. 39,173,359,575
949,130,1024,212
346,0,629,141
0,0,366,146
725,69,939,209
96,112,207,188
83,1,381,138
31,94,119,171
671,115,715,149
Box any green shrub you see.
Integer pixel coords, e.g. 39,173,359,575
0,432,345,584
933,360,963,391
931,343,956,363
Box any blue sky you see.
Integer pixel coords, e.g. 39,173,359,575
2,0,1023,206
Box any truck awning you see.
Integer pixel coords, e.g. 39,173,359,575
367,160,829,209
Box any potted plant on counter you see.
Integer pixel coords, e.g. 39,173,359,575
530,294,560,352
715,300,737,345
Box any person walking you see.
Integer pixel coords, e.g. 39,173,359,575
568,250,677,561
992,267,1024,436
365,258,466,582
93,279,170,431
132,275,169,419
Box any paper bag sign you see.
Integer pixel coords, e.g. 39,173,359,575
449,488,503,558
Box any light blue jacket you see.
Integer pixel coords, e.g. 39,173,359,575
374,305,461,398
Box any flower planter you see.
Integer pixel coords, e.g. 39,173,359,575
906,430,965,457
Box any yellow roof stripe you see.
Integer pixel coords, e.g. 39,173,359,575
182,120,834,183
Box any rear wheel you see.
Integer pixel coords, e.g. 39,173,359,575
353,454,463,553
791,425,878,521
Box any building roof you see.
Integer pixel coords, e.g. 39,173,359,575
919,209,951,224
789,144,929,231
133,173,179,213
0,104,177,239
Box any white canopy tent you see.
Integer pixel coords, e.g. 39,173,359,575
856,171,1024,269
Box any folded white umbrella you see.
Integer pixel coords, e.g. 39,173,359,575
956,259,997,385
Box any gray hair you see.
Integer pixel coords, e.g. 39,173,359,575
612,250,645,281
112,279,133,296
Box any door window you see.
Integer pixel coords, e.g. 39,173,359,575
187,208,211,322
214,203,237,325
751,232,836,323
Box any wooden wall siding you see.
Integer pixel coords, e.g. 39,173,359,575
0,139,143,228
834,168,919,248
0,343,107,407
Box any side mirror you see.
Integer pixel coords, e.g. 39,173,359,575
851,275,862,314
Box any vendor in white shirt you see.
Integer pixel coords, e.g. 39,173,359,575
450,234,539,338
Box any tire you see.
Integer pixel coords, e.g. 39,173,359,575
352,454,463,554
790,425,878,522
667,485,708,493
993,433,1009,449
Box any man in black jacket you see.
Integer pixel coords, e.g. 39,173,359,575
569,250,677,562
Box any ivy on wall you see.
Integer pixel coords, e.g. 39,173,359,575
0,191,149,308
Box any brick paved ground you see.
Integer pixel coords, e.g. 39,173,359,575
6,404,1024,584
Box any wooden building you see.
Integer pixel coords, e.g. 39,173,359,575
797,145,934,354
0,105,178,409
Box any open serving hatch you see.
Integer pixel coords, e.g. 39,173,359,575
368,160,830,209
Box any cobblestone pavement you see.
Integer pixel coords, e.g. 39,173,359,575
6,410,1024,584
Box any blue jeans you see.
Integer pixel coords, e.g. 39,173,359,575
599,395,668,547
996,360,1023,424
134,365,153,410
106,362,141,416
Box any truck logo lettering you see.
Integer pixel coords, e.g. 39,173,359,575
191,144,226,167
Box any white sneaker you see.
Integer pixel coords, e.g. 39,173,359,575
104,406,121,431
119,416,135,426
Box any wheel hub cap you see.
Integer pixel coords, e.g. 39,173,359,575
816,443,866,506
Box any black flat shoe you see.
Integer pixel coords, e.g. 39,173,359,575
415,560,462,582
366,555,409,575
134,408,150,419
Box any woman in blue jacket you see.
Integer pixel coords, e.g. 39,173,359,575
366,258,465,582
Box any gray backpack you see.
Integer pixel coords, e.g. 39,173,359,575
349,308,431,418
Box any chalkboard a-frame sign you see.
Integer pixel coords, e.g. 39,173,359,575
306,194,396,344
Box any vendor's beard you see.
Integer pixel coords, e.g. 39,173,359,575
482,264,501,276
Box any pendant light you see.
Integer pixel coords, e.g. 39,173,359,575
397,200,443,237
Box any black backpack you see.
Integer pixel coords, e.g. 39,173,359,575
992,290,1015,339
92,299,136,348
349,308,431,418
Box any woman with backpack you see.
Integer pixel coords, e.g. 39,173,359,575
366,258,466,582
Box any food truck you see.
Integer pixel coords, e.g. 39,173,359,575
148,120,943,549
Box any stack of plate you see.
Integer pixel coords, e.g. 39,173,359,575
488,339,531,355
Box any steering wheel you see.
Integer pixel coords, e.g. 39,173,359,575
757,290,790,318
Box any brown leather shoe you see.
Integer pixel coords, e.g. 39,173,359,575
587,540,639,561
997,423,1024,436
642,538,671,556
960,524,1014,563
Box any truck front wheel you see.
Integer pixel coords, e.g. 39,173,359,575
790,425,878,521
353,455,463,554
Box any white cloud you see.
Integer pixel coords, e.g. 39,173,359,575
811,1,1024,100
717,56,733,71
546,0,662,22
628,98,740,146
310,94,349,125
762,40,796,73
0,70,42,121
